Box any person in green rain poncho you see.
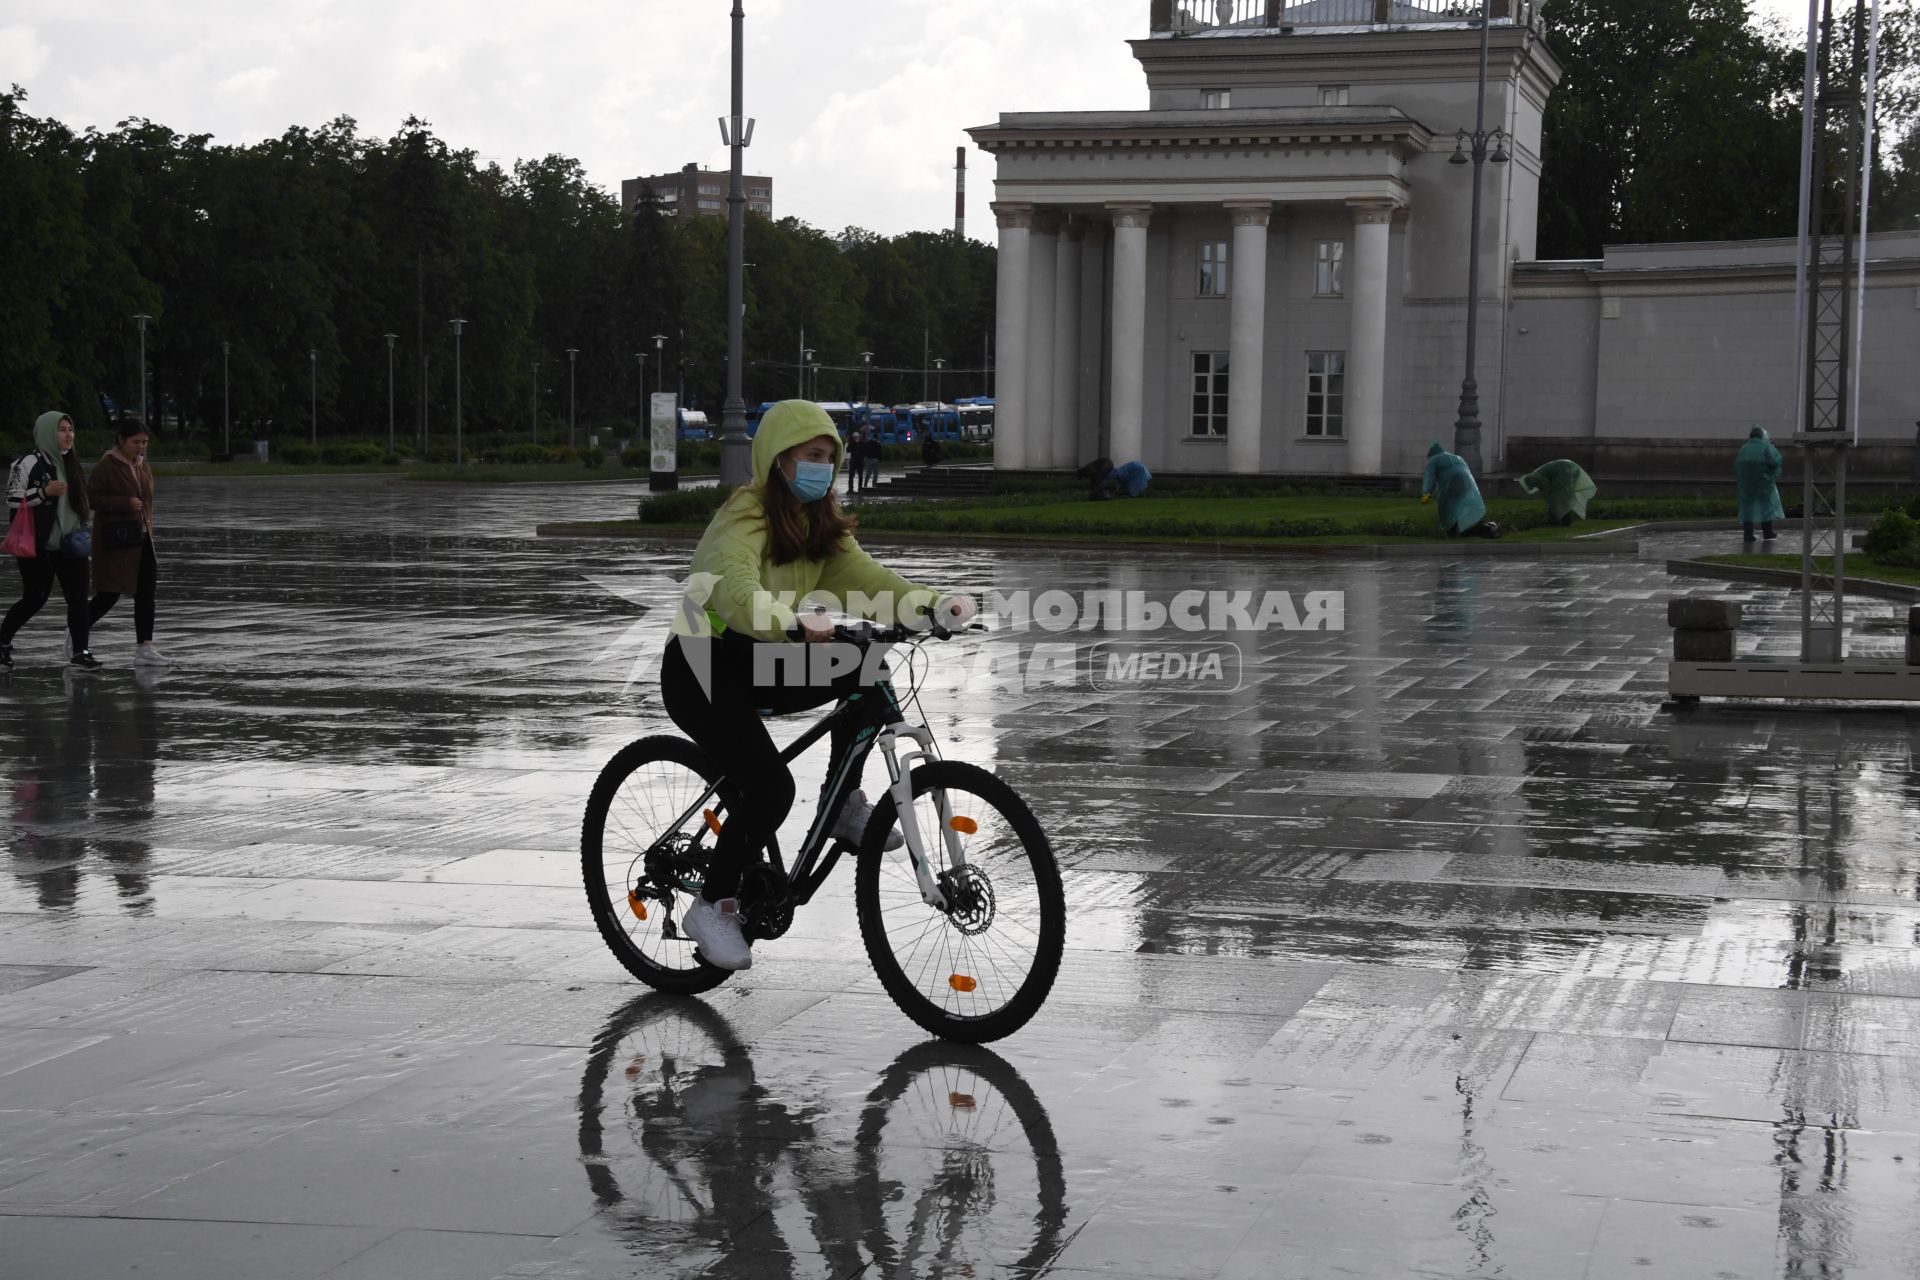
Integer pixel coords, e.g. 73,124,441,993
2,411,100,671
1735,425,1784,541
1516,459,1597,526
1421,442,1500,539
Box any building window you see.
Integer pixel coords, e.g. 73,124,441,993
1306,352,1345,437
1315,241,1345,297
1319,85,1350,107
1202,89,1231,110
698,199,723,211
1191,353,1230,437
1198,241,1229,297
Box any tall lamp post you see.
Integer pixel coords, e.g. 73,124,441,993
861,350,874,412
449,319,467,466
716,0,756,487
933,357,946,404
566,347,580,448
220,339,231,454
801,347,815,400
131,313,153,430
309,348,318,444
1448,0,1509,477
383,334,398,455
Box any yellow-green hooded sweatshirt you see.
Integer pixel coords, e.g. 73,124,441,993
677,400,940,642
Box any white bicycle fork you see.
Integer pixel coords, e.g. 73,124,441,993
875,723,966,911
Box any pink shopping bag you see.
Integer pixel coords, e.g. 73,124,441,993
1,500,37,558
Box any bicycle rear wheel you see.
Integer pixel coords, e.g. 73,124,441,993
582,735,734,995
855,761,1064,1043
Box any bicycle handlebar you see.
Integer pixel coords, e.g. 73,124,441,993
784,611,986,645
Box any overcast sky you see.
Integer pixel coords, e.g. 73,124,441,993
3,0,1817,242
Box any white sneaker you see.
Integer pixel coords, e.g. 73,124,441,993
61,632,71,662
135,643,169,666
678,897,752,970
833,789,904,851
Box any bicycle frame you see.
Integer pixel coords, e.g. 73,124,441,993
650,646,961,918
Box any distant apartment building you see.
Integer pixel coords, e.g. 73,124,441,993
622,163,773,220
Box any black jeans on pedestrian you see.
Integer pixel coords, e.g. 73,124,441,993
89,536,158,644
659,631,882,902
2,554,91,650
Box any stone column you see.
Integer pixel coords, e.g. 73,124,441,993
1346,200,1395,476
1225,201,1272,476
1050,218,1084,469
1107,203,1152,466
1025,208,1061,471
992,202,1033,471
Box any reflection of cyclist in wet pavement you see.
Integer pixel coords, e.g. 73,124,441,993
578,993,1066,1277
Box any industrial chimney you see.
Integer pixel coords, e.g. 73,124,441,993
955,146,966,240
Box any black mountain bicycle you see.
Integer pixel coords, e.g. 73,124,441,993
581,617,1065,1043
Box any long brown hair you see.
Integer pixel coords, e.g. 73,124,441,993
761,465,857,565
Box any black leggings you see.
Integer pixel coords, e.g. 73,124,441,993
660,631,882,902
2,554,91,650
89,537,158,643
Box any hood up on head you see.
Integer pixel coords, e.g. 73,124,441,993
750,401,844,488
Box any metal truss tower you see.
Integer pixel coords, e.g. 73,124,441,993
1793,0,1881,661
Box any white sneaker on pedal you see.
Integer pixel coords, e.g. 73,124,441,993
679,896,752,970
833,789,904,851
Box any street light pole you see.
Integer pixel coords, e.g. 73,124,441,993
309,348,318,444
383,333,398,455
933,356,946,404
1449,0,1509,477
566,347,579,449
131,313,152,430
861,350,874,413
450,319,466,466
717,0,756,487
221,339,231,454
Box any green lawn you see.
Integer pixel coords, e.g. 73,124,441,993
1699,552,1920,589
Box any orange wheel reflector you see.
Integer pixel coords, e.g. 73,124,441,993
624,1056,646,1078
948,815,978,835
949,1091,977,1110
949,974,978,993
703,808,723,836
627,889,649,921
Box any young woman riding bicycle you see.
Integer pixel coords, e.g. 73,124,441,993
659,400,975,971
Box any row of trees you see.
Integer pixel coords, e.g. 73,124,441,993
1539,0,1919,259
2,2,1916,446
0,91,997,449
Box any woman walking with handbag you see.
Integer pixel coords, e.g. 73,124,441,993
87,423,165,666
1,411,99,671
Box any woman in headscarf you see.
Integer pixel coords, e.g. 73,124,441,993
87,420,166,666
1735,425,1784,541
2,411,98,670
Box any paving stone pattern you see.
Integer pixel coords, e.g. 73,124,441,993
3,477,1919,1278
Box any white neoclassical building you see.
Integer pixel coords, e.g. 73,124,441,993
968,0,1562,478
972,0,1920,482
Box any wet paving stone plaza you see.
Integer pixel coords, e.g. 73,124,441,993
5,475,1920,1279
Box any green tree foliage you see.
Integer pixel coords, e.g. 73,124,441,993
0,90,997,450
1538,1,1919,259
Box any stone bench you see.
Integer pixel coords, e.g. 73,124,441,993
1668,598,1741,662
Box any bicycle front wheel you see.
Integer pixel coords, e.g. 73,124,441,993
855,761,1064,1043
582,735,734,995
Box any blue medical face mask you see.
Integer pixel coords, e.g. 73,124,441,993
788,459,835,502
